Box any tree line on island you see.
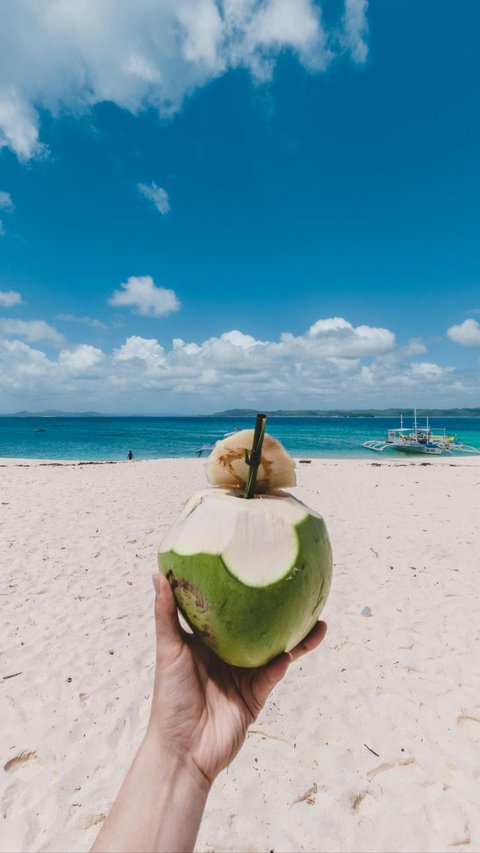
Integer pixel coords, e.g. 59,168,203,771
2,408,480,418
212,408,480,418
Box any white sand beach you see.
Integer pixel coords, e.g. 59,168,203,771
1,456,479,853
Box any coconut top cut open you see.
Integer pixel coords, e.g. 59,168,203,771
160,488,323,588
207,429,296,493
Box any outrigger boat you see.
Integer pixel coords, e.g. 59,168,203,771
362,410,479,456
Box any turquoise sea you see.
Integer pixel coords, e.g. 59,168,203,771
1,416,480,461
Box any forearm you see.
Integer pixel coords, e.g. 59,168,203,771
91,734,210,853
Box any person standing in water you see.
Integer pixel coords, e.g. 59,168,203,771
127,450,134,461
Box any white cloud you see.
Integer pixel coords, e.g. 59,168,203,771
308,317,352,334
74,318,394,391
108,275,180,317
447,318,480,347
178,0,223,67
113,335,166,365
401,338,427,357
0,315,476,411
326,356,361,373
56,313,107,330
0,92,45,160
0,338,52,384
343,0,369,64
0,191,15,236
0,191,14,212
58,344,105,374
0,289,23,307
0,318,64,346
236,0,331,76
138,182,170,215
172,337,201,355
220,330,259,348
409,361,454,380
0,0,368,160
304,316,395,356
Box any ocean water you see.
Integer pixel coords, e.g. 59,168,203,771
0,416,480,461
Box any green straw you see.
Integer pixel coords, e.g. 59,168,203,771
244,413,267,499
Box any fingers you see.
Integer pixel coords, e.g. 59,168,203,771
152,573,184,662
288,620,327,662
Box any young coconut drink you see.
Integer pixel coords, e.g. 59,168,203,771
158,414,332,668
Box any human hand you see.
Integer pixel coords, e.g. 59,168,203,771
91,575,327,853
147,573,327,790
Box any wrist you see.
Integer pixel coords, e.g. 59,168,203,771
141,729,212,798
93,733,210,852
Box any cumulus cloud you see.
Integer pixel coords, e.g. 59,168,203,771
0,318,64,346
447,318,480,347
308,317,351,334
302,316,395,356
108,275,180,317
0,289,23,308
138,182,170,215
0,338,52,384
58,344,105,374
0,0,368,160
8,317,394,388
342,0,369,63
0,315,475,410
114,335,166,365
220,330,260,348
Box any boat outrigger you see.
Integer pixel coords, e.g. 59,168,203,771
362,411,480,456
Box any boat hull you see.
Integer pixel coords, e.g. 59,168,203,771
392,444,444,455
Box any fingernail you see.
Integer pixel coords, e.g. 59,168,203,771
152,573,161,595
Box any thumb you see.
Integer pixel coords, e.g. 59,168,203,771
249,652,292,712
152,573,184,661
250,620,328,712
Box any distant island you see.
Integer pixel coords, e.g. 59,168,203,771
212,408,480,418
2,408,480,419
2,410,102,418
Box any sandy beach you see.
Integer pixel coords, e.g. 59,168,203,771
1,455,479,852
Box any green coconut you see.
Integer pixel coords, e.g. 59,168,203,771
158,486,332,668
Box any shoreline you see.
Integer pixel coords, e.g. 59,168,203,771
1,454,479,467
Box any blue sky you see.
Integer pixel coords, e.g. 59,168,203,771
0,0,479,413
